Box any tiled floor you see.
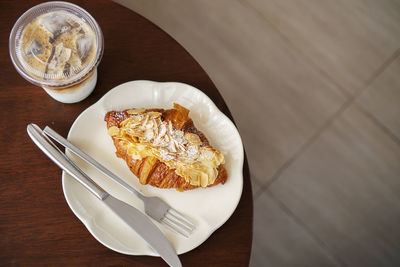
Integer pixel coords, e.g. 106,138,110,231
114,0,400,266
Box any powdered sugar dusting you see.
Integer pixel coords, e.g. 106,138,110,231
111,109,225,187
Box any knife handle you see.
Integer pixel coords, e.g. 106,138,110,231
27,124,109,200
43,126,144,200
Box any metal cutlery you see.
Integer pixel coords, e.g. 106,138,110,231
42,126,195,237
27,123,182,267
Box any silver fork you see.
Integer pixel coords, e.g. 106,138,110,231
42,125,195,237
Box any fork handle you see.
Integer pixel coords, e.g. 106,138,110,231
43,126,144,200
27,124,109,200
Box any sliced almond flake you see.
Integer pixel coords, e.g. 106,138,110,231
142,114,149,127
200,172,209,187
127,108,145,114
107,126,120,136
118,109,225,187
147,111,162,118
151,118,158,135
168,120,173,133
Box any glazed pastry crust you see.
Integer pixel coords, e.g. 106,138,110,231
105,105,227,191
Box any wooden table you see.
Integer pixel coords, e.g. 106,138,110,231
0,0,253,265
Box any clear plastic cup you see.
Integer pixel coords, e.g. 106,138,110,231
9,1,104,103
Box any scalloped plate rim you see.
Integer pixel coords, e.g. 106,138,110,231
61,80,244,256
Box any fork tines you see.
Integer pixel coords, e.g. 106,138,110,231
162,209,195,237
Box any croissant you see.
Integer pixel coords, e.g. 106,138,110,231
104,103,227,191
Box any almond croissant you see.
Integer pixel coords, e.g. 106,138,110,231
104,103,227,191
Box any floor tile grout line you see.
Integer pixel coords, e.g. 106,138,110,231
266,189,349,267
262,97,352,189
347,48,400,149
253,186,265,200
356,103,400,147
255,47,400,192
253,48,400,267
361,48,400,89
254,47,400,266
252,175,270,201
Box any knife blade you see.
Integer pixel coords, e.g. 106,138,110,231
27,123,182,267
103,196,182,267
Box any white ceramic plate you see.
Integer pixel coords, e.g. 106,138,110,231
62,80,244,256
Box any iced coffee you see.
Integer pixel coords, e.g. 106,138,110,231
10,2,103,103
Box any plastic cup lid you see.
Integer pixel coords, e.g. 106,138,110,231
9,1,104,87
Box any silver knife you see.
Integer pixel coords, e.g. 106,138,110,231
27,123,182,267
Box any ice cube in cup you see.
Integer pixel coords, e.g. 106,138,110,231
40,12,72,44
76,33,93,62
25,39,43,56
41,12,69,34
47,43,72,74
9,2,104,103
